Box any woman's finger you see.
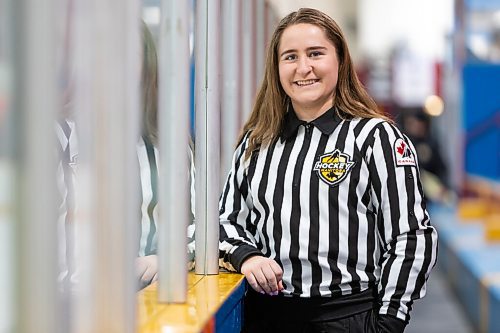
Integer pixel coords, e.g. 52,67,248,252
260,264,278,293
246,271,264,294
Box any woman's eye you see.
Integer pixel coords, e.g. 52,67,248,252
309,51,322,57
284,54,297,61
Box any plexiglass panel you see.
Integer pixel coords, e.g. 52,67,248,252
0,0,14,331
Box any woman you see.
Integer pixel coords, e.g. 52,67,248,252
56,22,195,291
219,8,437,333
135,20,161,288
135,21,196,288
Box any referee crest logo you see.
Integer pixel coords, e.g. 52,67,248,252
313,149,355,186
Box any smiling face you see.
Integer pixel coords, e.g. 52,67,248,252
278,23,339,121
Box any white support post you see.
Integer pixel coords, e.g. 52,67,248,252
157,0,191,302
10,0,59,332
195,0,221,275
255,0,266,88
241,0,256,120
71,0,140,331
221,0,241,184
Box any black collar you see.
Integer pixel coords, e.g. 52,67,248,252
280,106,342,142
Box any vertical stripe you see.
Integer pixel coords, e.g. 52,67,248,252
410,228,438,301
247,147,264,252
308,131,328,296
263,141,285,262
378,125,401,241
407,137,431,227
317,132,337,295
386,126,418,233
56,120,77,291
274,135,296,289
255,141,277,257
325,123,343,294
144,139,158,255
378,236,401,315
222,136,250,232
345,121,362,292
388,232,417,316
330,121,351,293
137,141,151,256
290,125,313,294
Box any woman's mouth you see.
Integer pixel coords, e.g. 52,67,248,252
294,79,319,86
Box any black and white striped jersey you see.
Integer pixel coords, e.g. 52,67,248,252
137,136,160,256
56,127,197,290
56,118,78,292
219,107,438,322
137,136,196,261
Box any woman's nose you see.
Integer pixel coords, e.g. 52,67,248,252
296,56,312,75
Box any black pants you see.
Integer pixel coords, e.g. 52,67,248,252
243,288,379,333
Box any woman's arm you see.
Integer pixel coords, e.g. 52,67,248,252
367,122,438,331
219,133,263,271
218,134,283,295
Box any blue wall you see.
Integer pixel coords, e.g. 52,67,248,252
462,64,500,181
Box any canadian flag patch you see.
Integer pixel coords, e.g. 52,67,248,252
394,138,416,167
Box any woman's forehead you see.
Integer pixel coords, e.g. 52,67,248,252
278,23,333,51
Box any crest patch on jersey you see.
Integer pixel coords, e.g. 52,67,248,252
394,138,416,167
313,149,355,186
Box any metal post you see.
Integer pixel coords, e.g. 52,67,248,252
241,0,256,120
195,0,220,275
221,0,241,183
255,0,266,88
10,0,59,332
71,0,140,331
157,0,191,302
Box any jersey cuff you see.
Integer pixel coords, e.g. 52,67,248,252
377,314,407,333
230,244,264,272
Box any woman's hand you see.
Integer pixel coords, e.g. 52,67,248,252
136,255,158,287
241,256,284,295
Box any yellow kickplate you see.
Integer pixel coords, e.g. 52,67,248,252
484,214,500,242
458,198,489,220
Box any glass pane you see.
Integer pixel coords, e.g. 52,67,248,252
0,0,14,330
56,1,139,331
142,0,195,302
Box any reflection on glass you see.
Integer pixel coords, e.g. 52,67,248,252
62,1,140,332
136,21,161,289
0,1,14,331
139,6,196,293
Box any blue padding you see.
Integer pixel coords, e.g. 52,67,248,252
460,248,500,277
458,247,500,329
490,285,500,332
215,278,246,333
430,204,500,332
462,64,500,180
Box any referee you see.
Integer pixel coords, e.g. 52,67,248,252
219,8,437,333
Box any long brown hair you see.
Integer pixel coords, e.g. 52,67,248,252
141,21,158,145
241,8,389,157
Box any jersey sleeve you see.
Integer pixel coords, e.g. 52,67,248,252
366,122,438,323
219,133,263,272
